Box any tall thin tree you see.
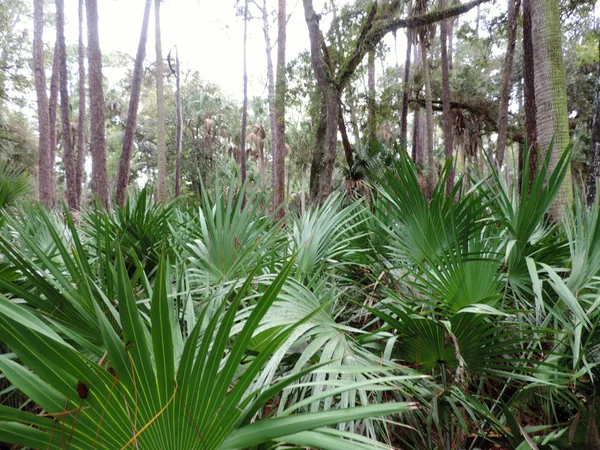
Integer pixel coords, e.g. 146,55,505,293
33,0,52,207
586,39,600,207
174,47,183,197
155,0,167,201
86,0,109,207
522,0,537,187
116,0,152,206
440,0,455,194
76,0,86,208
273,0,286,220
241,0,249,191
48,42,60,206
57,0,77,210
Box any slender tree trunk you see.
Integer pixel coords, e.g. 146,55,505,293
154,0,167,201
76,0,86,208
531,0,572,218
116,0,152,206
400,26,412,147
586,39,600,207
412,40,426,166
522,0,537,187
420,29,436,195
86,0,109,207
34,0,52,207
440,0,455,194
339,110,354,168
367,49,376,142
48,42,60,204
56,0,77,210
174,47,183,197
301,164,306,215
260,0,278,206
241,0,249,189
496,0,521,169
273,0,286,220
310,100,326,201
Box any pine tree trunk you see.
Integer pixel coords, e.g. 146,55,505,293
48,42,60,205
531,0,572,218
116,0,152,206
240,0,249,189
154,0,167,201
522,0,537,188
86,0,109,208
174,47,183,197
420,30,436,195
56,0,77,210
496,0,521,169
586,41,600,207
440,0,455,194
260,0,278,205
76,0,86,209
274,0,286,220
34,0,52,207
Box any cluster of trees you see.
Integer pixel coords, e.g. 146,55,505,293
0,0,598,216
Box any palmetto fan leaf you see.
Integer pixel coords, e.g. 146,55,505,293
0,248,414,449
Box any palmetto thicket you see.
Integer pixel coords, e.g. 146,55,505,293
1,149,600,449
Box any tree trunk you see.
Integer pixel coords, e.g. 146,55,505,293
56,0,77,210
273,0,286,220
174,47,183,197
116,0,152,206
339,110,354,168
586,40,600,207
241,0,249,189
440,0,455,194
76,0,86,208
367,49,376,142
48,42,60,205
260,0,278,207
301,164,307,215
522,0,537,188
34,0,52,207
310,100,326,201
419,29,436,195
400,25,412,147
496,0,521,169
531,0,572,218
154,0,167,201
86,0,109,208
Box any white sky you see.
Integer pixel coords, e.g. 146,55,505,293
62,0,319,100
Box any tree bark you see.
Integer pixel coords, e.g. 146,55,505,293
367,49,376,142
273,0,286,220
116,0,152,206
522,0,537,188
86,0,109,207
496,0,521,169
56,0,77,210
400,25,412,147
310,100,326,201
174,47,183,197
440,0,455,194
586,40,600,208
76,0,86,208
48,42,60,205
241,0,249,190
154,0,167,201
531,0,572,218
419,29,436,196
33,0,52,207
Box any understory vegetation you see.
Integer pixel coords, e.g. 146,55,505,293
0,149,599,450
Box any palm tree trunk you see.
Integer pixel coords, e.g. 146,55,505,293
586,40,600,207
33,0,52,207
56,0,77,210
531,0,572,218
274,0,286,220
76,0,86,209
496,0,521,169
154,0,167,201
116,0,152,206
86,0,109,207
